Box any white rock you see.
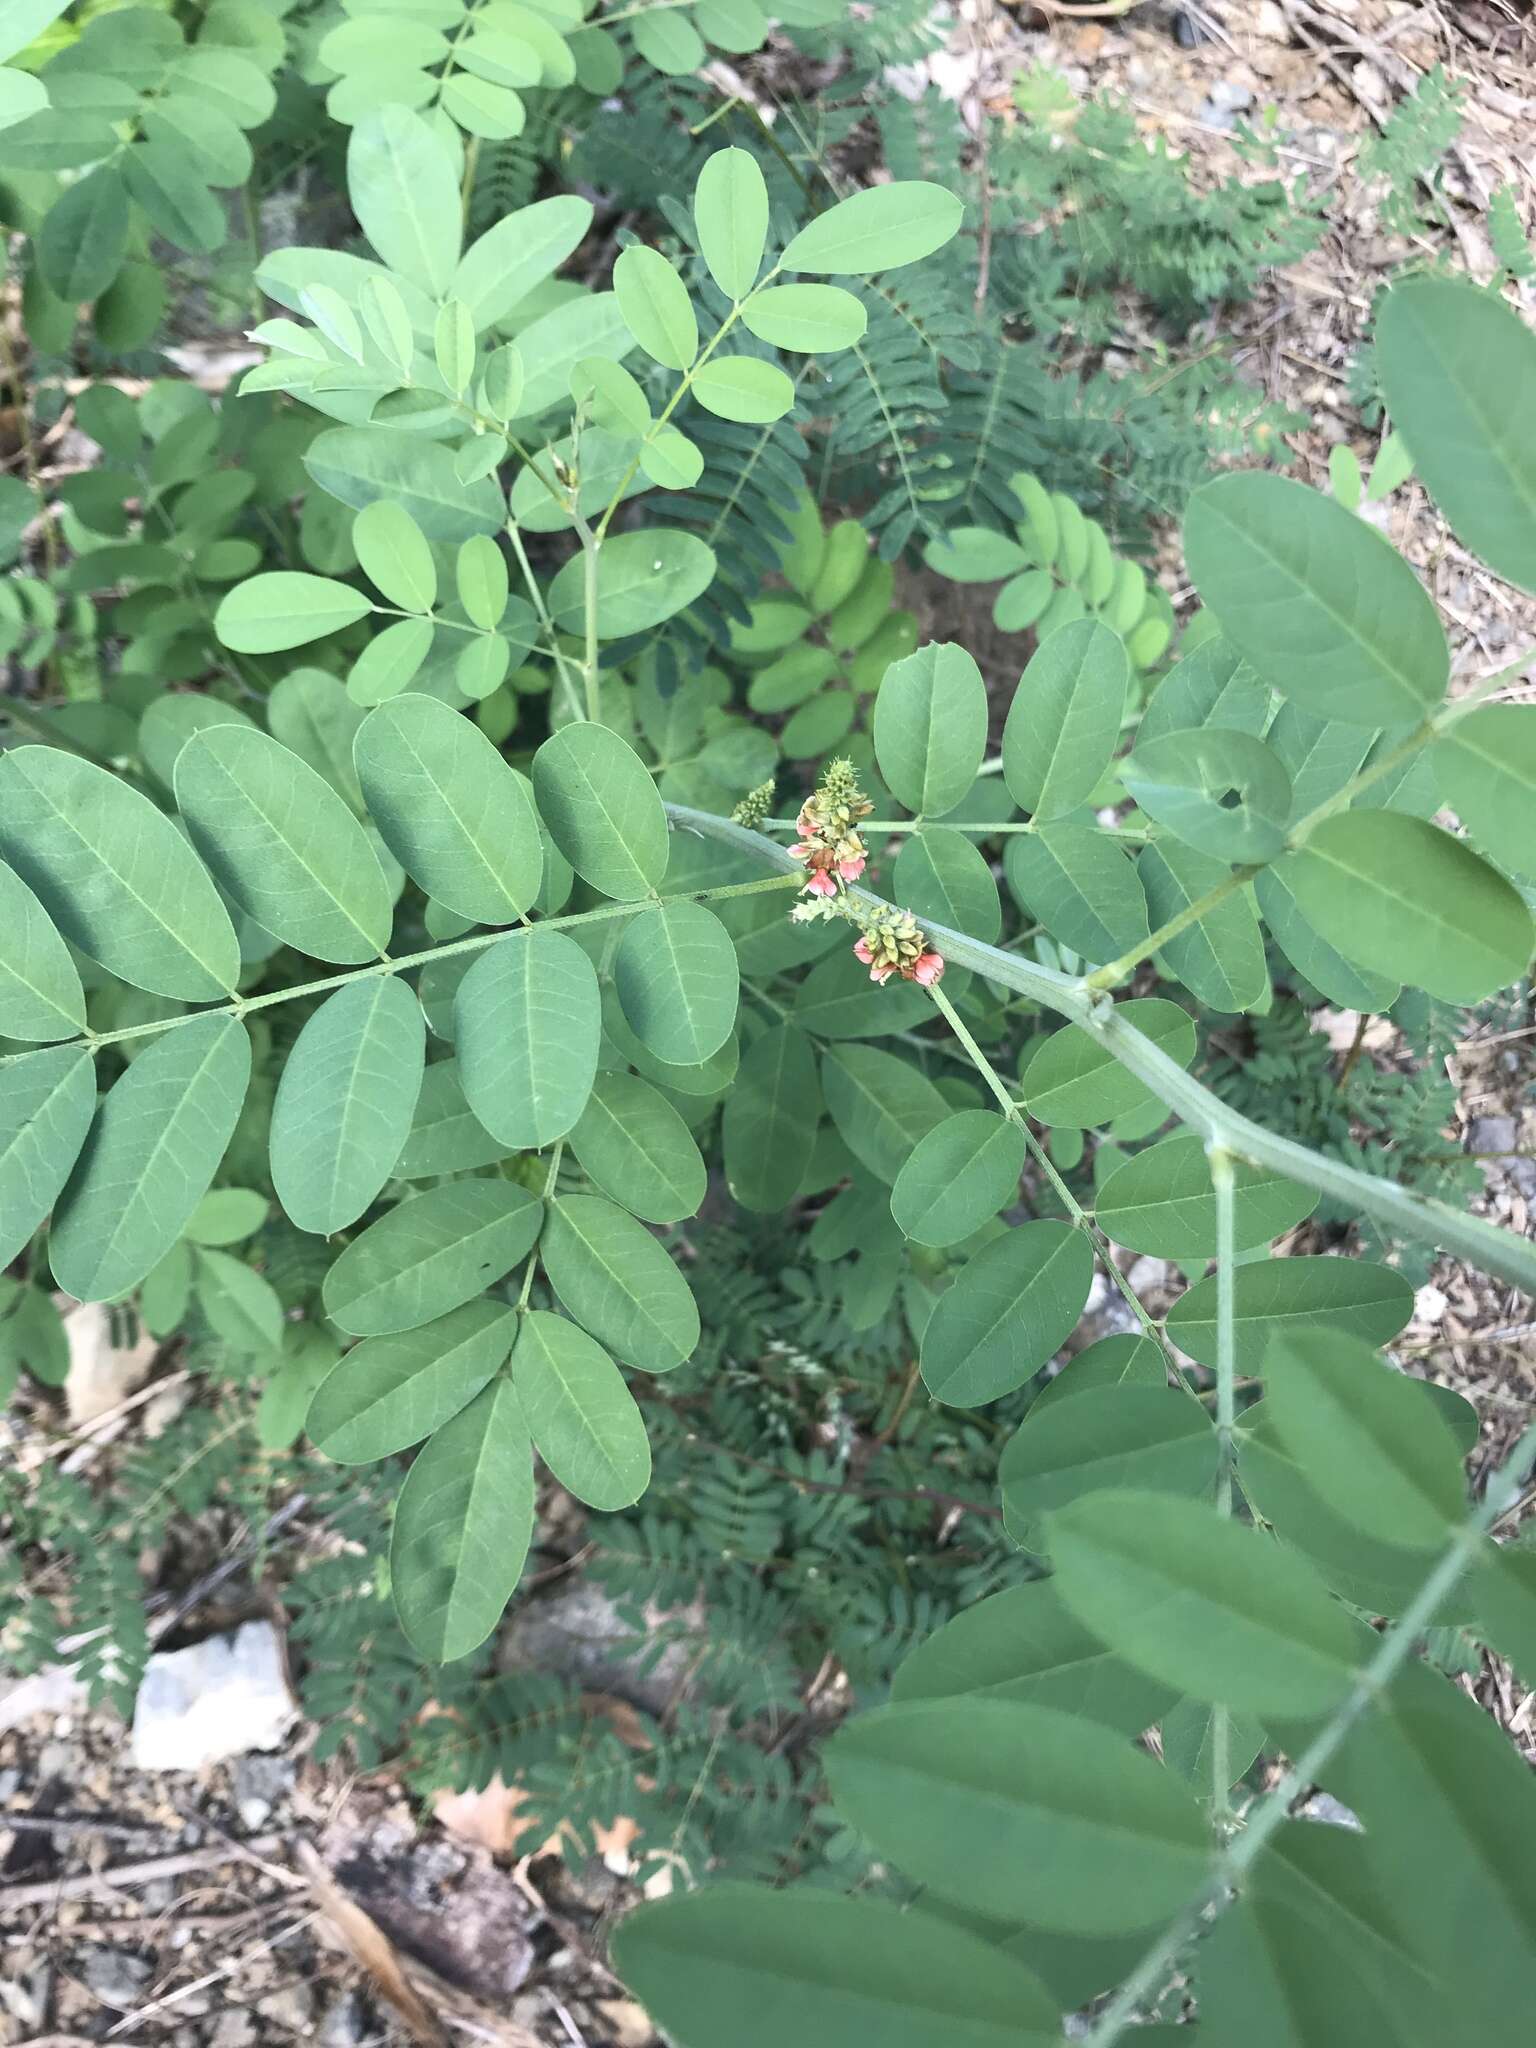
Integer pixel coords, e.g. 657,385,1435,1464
130,1621,296,1771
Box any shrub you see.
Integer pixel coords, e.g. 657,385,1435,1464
3,9,1536,2043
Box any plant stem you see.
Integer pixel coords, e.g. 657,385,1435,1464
505,518,586,722
926,980,1199,1399
1209,1142,1238,1835
3,873,800,1066
572,509,602,723
663,802,1536,1297
1078,1415,1536,2044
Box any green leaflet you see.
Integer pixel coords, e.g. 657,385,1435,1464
1475,1543,1536,1689
322,1180,543,1336
1000,1386,1218,1542
1032,1333,1166,1412
873,641,987,819
1050,1489,1362,1717
1435,704,1536,876
781,181,964,274
1167,1255,1413,1367
692,355,795,424
1377,278,1536,596
1002,618,1127,822
1094,1135,1317,1259
531,724,669,900
1265,1329,1466,1550
741,282,866,353
1140,840,1268,1013
1021,999,1197,1129
353,500,435,612
720,1023,821,1211
192,1245,283,1357
891,1578,1178,1737
175,725,394,964
455,929,601,1148
346,104,460,297
693,146,768,301
613,243,698,370
541,1194,699,1375
267,668,367,810
827,1697,1208,1933
269,975,425,1236
1004,822,1149,965
1284,811,1534,1005
1237,1401,1478,1623
0,1047,98,1270
568,1072,707,1225
511,1309,651,1510
1123,728,1292,862
614,900,740,1066
1185,471,1448,727
1199,1892,1419,2048
308,1300,518,1463
184,1189,268,1246
0,746,240,1002
395,1060,512,1177
391,1378,534,1662
50,1016,251,1303
890,1110,1025,1248
257,1327,339,1452
547,531,717,638
919,1220,1093,1407
821,1043,949,1184
139,694,257,794
38,165,127,302
451,193,593,330
0,858,86,1041
893,829,1001,946
354,694,543,925
304,427,506,543
1254,866,1401,1014
1318,1663,1536,2031
612,1888,1062,2048
214,571,373,653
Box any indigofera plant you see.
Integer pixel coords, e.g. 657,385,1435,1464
3,42,1536,2045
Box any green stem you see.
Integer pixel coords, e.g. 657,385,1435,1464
505,518,586,722
926,981,1199,1398
4,873,799,1067
1078,1415,1536,2044
1209,1142,1237,1834
571,508,602,723
663,803,1536,1297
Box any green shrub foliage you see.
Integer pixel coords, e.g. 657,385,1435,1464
4,8,1536,2044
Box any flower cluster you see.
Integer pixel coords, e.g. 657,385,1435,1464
852,905,945,988
789,758,872,898
731,780,776,828
782,760,944,988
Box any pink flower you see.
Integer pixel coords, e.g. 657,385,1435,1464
837,853,866,881
853,935,873,964
911,951,945,987
804,869,838,897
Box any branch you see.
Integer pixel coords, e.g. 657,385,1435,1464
663,803,1536,1298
